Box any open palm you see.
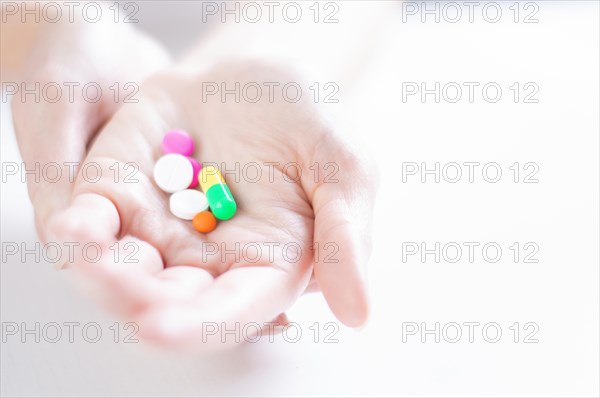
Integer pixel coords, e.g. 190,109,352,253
48,62,376,350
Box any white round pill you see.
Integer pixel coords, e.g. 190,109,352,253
153,154,193,193
169,189,209,220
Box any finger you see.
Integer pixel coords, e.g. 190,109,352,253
72,239,215,316
302,135,377,327
12,92,103,241
47,193,215,314
46,193,121,258
135,264,311,351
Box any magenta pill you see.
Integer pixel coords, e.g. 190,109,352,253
162,130,194,156
187,157,202,188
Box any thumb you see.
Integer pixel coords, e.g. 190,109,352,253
302,134,378,327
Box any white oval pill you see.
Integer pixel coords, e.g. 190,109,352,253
153,154,193,193
169,189,209,220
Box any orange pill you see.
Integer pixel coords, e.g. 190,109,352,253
192,211,217,233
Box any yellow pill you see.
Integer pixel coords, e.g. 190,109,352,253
198,165,224,192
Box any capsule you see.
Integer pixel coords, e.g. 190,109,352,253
198,165,237,220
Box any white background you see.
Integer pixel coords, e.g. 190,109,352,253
1,1,599,397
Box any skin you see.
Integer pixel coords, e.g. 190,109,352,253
5,5,377,351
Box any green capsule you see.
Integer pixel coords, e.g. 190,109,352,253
199,165,237,220
206,183,236,220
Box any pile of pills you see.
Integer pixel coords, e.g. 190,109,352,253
153,130,236,233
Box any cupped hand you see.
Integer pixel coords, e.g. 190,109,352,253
46,61,377,350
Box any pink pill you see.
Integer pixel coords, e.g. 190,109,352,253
187,157,202,188
162,130,194,156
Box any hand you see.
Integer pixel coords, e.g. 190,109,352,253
11,16,171,239
46,61,377,350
